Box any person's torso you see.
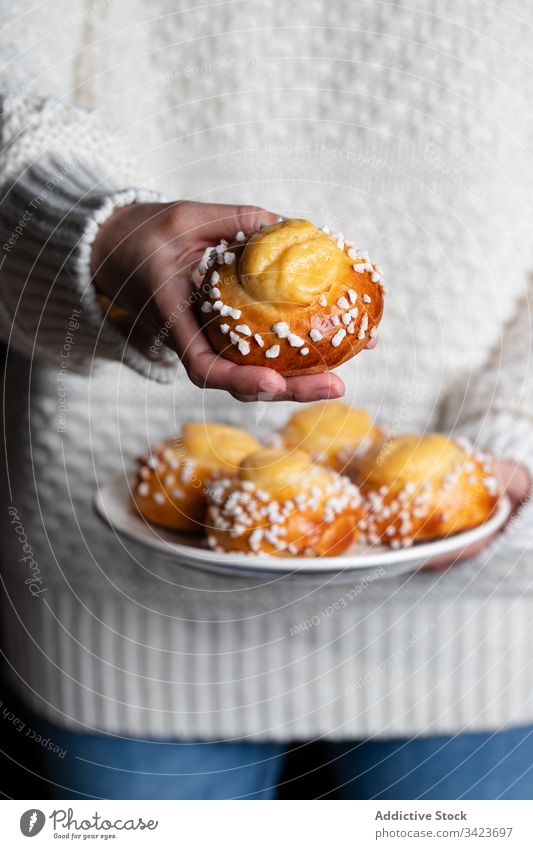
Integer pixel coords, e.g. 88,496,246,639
4,0,533,587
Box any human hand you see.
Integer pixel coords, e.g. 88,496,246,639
91,201,370,401
421,458,531,572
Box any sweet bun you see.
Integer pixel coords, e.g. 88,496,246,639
348,433,500,548
205,447,364,557
132,422,260,532
198,219,385,376
281,400,384,470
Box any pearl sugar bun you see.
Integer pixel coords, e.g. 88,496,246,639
132,422,260,533
348,433,501,548
199,219,385,376
206,447,365,557
282,400,384,471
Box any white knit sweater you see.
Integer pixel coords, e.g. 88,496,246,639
2,0,533,741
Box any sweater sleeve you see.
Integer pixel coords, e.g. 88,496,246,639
0,3,176,381
440,288,533,548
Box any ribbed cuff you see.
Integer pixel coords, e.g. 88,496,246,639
0,153,177,382
72,174,180,382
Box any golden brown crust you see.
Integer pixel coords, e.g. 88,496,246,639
347,433,500,547
198,219,385,377
205,448,365,557
281,400,384,471
132,423,260,533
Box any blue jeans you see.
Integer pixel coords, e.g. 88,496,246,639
36,717,533,800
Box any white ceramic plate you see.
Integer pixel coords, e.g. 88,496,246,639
94,473,511,582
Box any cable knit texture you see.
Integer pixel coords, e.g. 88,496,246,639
1,0,533,740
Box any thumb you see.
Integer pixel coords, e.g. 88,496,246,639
185,202,281,244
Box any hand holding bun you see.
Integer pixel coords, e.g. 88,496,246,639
348,433,501,547
133,422,260,532
199,219,385,376
205,448,364,557
281,400,384,470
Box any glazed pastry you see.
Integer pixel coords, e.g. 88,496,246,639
348,433,500,548
281,400,384,470
205,448,364,557
133,422,260,532
198,218,385,376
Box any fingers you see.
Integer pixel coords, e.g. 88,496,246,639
164,290,287,396
192,354,288,398
165,285,347,401
493,458,532,511
186,342,287,397
232,372,346,403
283,372,345,403
176,299,347,401
421,535,497,572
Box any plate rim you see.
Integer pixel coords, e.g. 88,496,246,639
94,471,512,576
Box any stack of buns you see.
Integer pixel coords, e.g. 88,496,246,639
132,401,501,558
